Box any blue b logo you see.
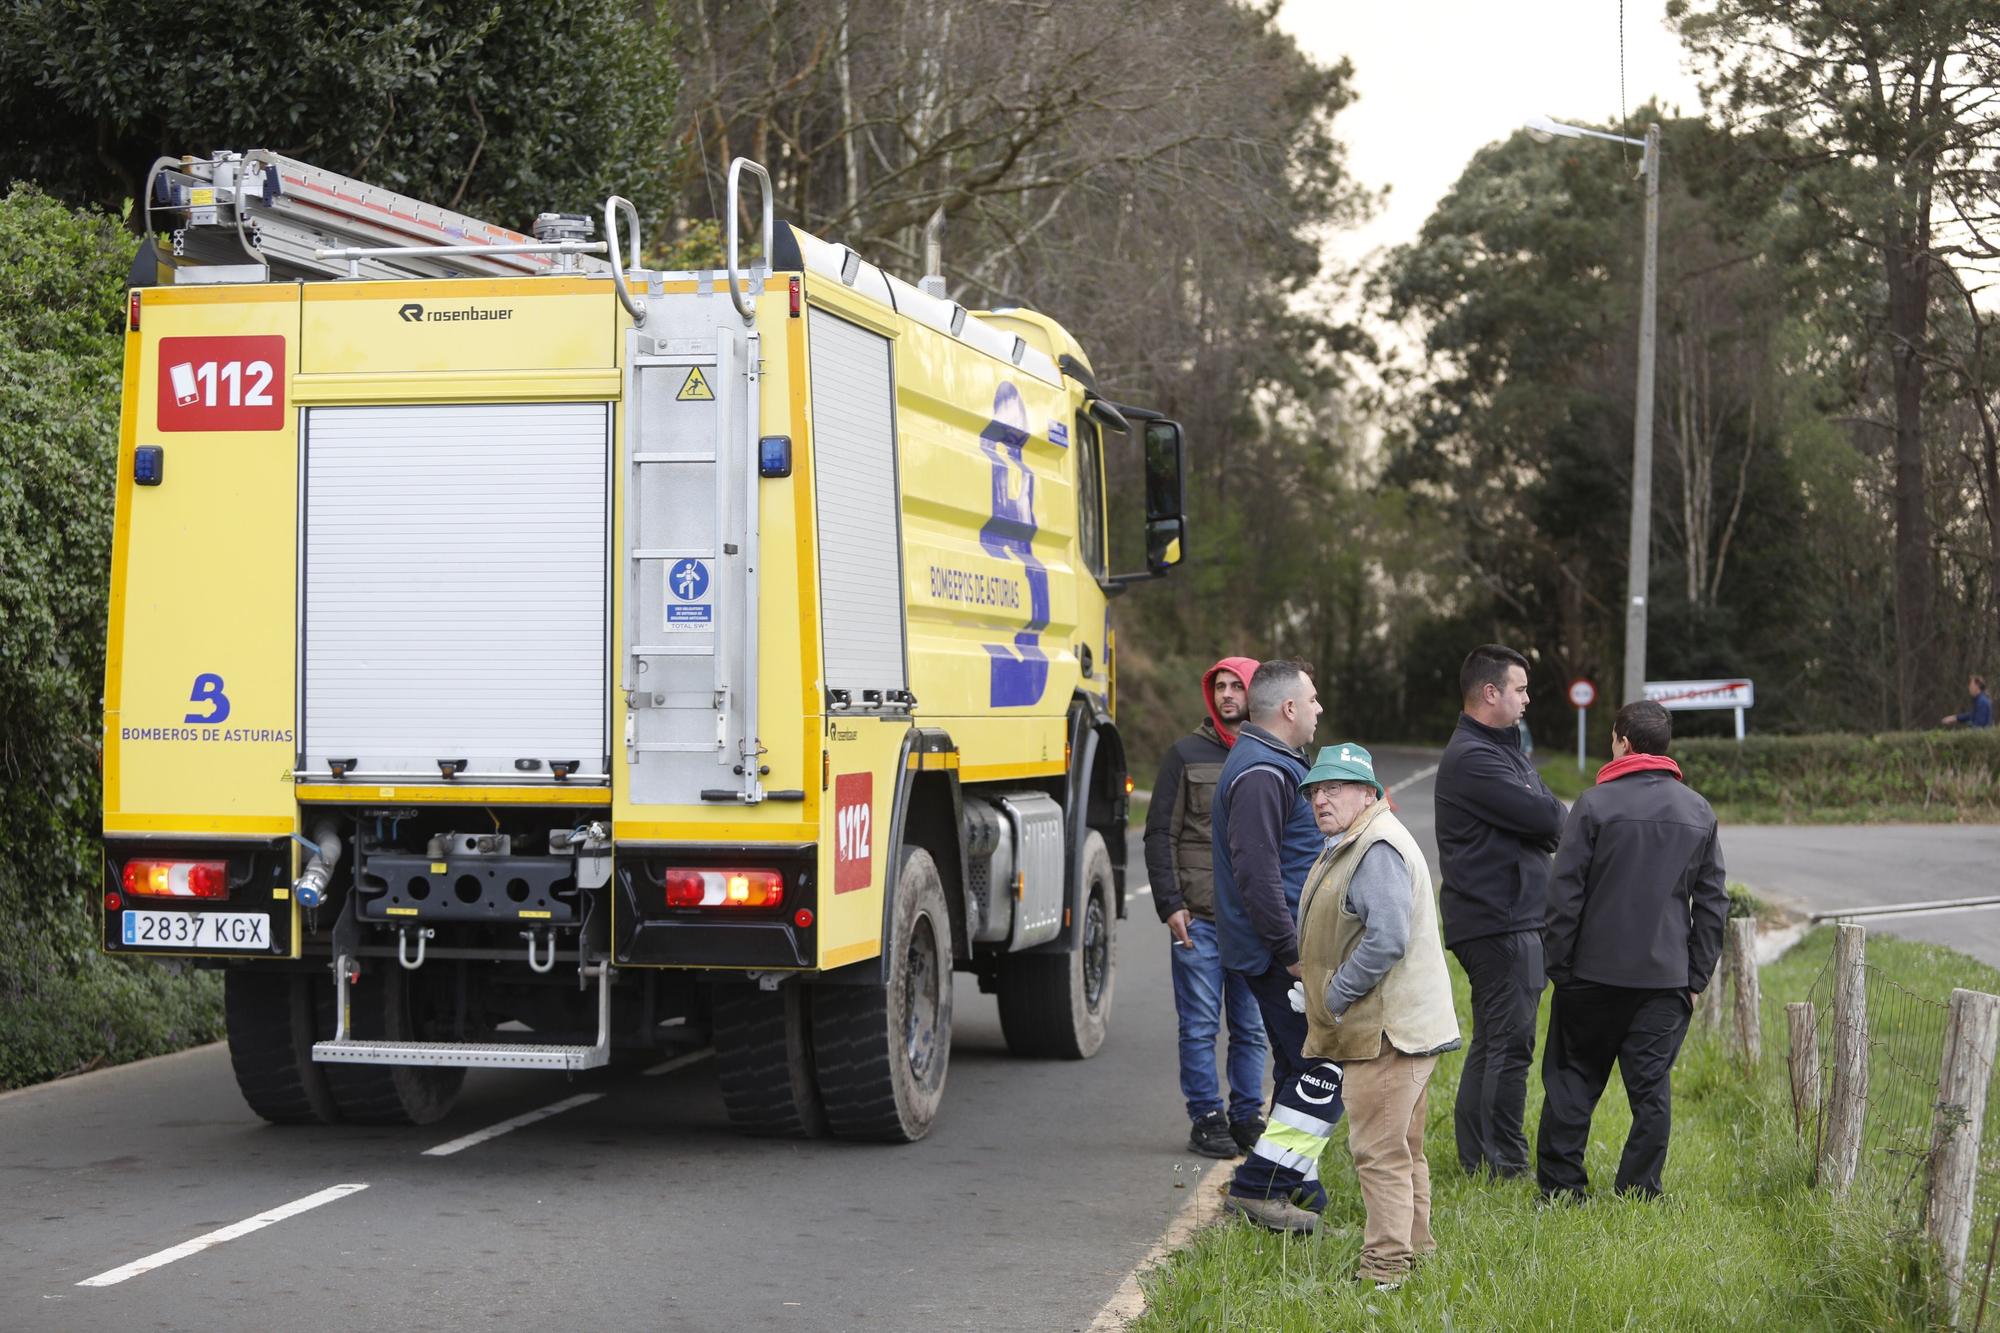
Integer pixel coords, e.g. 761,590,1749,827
185,672,231,724
669,559,710,601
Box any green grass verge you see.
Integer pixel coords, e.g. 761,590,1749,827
1132,927,1979,1331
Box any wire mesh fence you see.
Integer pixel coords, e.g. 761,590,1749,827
1785,929,2000,1328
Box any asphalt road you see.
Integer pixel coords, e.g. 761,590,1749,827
0,748,1447,1333
1719,824,2000,969
20,746,1981,1331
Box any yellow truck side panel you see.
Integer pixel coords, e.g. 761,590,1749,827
104,286,301,836
299,276,616,373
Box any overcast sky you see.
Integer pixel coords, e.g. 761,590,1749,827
1276,0,1708,272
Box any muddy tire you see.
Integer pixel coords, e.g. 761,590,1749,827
224,970,341,1125
713,982,827,1138
997,831,1116,1060
810,847,952,1142
315,965,465,1126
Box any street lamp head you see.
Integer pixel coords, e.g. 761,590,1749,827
1525,114,1578,144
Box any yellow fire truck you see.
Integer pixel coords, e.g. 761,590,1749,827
101,151,1188,1140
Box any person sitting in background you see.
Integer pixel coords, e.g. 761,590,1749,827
1942,674,1993,728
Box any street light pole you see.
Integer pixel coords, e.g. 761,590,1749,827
1623,123,1660,707
1525,116,1661,705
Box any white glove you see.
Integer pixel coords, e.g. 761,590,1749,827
1287,980,1306,1013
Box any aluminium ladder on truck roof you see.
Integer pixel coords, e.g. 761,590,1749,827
145,149,612,283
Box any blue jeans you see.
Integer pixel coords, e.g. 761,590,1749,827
1168,916,1267,1124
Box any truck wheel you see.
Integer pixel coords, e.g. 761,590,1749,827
811,847,952,1142
713,983,827,1138
224,970,340,1124
315,965,465,1126
998,831,1116,1060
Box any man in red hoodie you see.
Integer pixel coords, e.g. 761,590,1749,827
1144,657,1269,1158
1537,699,1730,1201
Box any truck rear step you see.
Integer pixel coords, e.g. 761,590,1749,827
313,963,611,1072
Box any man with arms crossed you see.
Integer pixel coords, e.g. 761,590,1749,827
1434,644,1564,1179
1537,700,1728,1201
1144,656,1268,1158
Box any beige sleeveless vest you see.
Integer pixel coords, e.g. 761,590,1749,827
1297,801,1460,1063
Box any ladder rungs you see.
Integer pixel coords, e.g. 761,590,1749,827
631,548,714,561
629,742,722,753
632,452,717,464
630,644,714,656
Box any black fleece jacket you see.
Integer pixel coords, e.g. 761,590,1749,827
1544,769,1730,992
1434,712,1566,948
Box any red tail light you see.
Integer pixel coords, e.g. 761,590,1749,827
122,859,228,899
129,290,140,330
663,868,784,909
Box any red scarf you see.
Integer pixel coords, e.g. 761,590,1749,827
1596,753,1682,785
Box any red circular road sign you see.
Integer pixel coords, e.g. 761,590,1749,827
1567,678,1597,708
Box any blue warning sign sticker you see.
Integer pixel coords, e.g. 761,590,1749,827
665,557,713,632
668,559,710,601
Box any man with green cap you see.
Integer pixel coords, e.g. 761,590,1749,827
1291,743,1461,1286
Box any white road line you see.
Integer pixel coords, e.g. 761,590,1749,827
421,1092,602,1157
642,1048,714,1077
1388,762,1440,795
76,1183,368,1287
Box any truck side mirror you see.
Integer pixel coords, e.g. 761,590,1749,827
1142,420,1187,573
1107,416,1188,590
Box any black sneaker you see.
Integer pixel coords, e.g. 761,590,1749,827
1229,1116,1265,1154
1189,1112,1238,1158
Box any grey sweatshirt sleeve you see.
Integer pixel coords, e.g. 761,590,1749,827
1325,843,1413,1015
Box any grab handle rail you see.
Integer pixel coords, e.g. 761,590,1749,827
726,158,773,323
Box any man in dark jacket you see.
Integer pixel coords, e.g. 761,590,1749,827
1537,699,1728,1201
1434,643,1564,1179
1145,656,1268,1159
1942,674,1993,729
1209,660,1333,1227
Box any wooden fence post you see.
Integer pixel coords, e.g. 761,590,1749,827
1700,939,1731,1033
1926,988,2000,1327
1728,918,1761,1068
1786,1001,1819,1138
1820,923,1867,1193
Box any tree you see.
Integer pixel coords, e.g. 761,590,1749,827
669,0,1377,765
1377,113,1847,735
0,0,681,232
1672,0,2000,724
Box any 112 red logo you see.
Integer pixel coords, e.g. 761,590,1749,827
156,335,286,432
833,772,873,893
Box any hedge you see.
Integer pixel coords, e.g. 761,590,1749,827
1675,729,2000,818
0,183,227,1090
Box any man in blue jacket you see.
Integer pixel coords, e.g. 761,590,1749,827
1942,674,1993,729
1210,659,1328,1229
1433,644,1565,1180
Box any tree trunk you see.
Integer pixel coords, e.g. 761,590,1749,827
1885,228,1936,728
